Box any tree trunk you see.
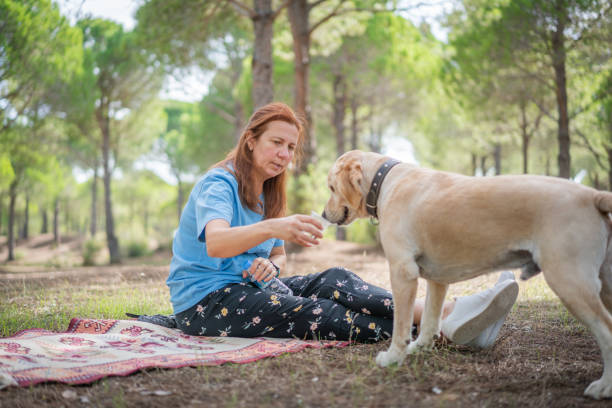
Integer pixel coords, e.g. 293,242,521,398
41,208,48,234
64,197,71,236
350,95,358,150
21,193,29,240
333,74,347,158
53,197,60,245
593,173,612,190
333,74,347,241
7,181,17,261
288,0,315,174
522,134,529,174
99,109,121,264
593,172,601,190
251,0,275,109
90,165,98,237
552,7,570,178
471,152,477,176
234,99,245,143
520,101,530,174
607,148,612,192
229,58,245,142
493,144,501,175
480,156,487,175
609,112,612,190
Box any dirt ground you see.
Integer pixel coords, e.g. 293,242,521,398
0,236,610,407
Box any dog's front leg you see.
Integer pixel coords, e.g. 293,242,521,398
376,260,419,367
408,280,448,354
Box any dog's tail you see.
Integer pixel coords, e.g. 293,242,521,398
594,191,612,214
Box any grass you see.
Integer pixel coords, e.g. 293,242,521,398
1,277,172,337
0,240,610,407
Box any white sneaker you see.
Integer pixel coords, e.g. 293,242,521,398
441,271,518,346
464,271,516,348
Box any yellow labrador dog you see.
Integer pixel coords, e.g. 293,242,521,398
322,150,612,400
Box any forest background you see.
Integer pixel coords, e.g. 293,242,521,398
1,0,612,265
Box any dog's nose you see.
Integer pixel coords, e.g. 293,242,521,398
321,210,327,220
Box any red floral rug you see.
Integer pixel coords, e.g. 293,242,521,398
0,318,348,388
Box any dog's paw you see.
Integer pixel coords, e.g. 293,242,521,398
375,348,405,367
585,378,612,400
406,340,433,355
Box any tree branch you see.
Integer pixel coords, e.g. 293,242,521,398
308,0,328,12
324,1,450,15
272,0,292,20
226,0,255,19
310,0,432,36
570,99,599,120
205,1,226,23
574,127,608,171
306,0,459,36
0,82,28,103
1,83,39,132
511,59,557,93
528,109,544,137
203,100,236,124
309,0,347,35
531,98,557,122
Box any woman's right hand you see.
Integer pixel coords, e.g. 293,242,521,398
268,214,324,247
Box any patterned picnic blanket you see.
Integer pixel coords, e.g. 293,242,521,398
0,318,348,388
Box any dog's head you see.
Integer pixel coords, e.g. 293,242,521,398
322,150,368,225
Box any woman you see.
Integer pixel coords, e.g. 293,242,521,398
166,102,518,344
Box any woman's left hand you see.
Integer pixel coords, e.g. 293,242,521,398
243,257,278,283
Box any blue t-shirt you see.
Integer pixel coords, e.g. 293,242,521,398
166,167,284,314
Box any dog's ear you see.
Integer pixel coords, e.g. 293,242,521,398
348,162,363,193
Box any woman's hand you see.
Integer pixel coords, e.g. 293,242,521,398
243,257,279,282
267,214,324,247
205,215,322,258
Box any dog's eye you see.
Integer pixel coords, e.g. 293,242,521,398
329,186,335,193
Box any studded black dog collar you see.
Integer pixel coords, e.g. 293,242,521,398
365,159,401,218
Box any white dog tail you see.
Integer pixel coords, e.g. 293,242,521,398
594,191,612,214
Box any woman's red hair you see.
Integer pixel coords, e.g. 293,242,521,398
213,102,304,219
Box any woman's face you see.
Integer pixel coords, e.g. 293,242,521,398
248,120,299,182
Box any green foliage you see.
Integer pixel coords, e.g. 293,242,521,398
82,238,103,266
77,18,165,158
183,95,238,170
0,155,15,190
345,219,378,245
0,0,82,126
595,69,612,132
287,162,332,215
2,125,61,195
135,0,248,70
125,240,151,258
1,0,611,255
114,169,177,240
446,0,612,177
0,0,83,242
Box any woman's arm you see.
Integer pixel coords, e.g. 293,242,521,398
205,215,323,258
269,245,287,273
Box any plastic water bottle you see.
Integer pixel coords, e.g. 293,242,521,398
242,259,293,295
243,259,272,289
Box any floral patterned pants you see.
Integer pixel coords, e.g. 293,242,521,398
176,267,395,342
